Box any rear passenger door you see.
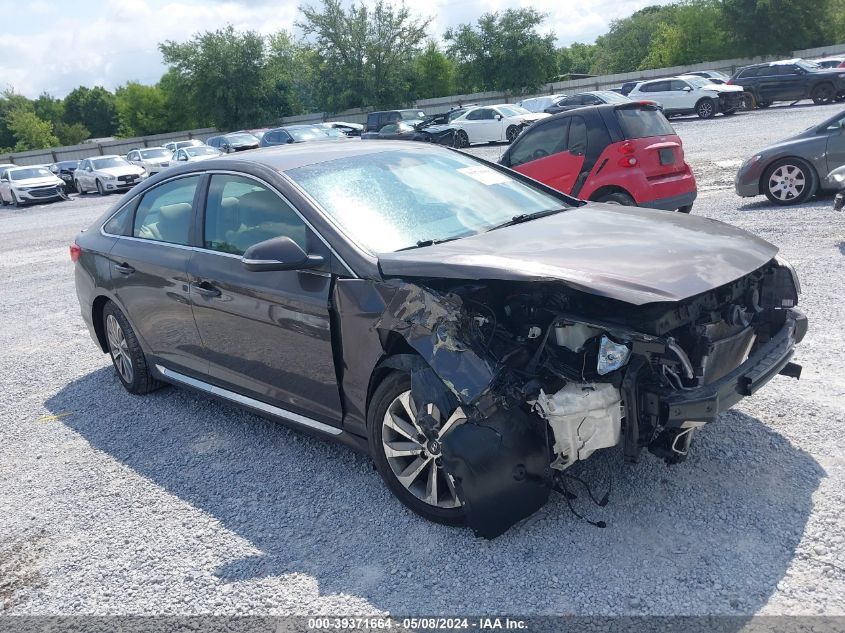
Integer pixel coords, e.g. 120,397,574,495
187,173,343,425
107,175,207,376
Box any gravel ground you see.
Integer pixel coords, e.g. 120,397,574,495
1,103,844,618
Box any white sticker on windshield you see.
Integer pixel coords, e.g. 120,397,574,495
457,165,511,186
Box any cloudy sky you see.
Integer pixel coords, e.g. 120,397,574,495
5,0,670,98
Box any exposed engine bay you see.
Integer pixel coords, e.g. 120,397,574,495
369,257,807,538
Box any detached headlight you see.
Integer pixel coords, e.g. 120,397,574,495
597,335,631,375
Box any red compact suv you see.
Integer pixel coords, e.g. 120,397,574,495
499,102,697,213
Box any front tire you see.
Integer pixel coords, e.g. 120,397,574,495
696,98,716,119
10,191,21,207
102,301,160,395
368,370,466,526
454,130,469,148
762,158,817,206
96,180,106,195
506,125,521,143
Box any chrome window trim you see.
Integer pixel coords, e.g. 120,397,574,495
155,365,342,435
98,169,357,278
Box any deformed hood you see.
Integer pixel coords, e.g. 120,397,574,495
377,204,778,305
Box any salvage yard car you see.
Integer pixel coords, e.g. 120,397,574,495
71,142,806,538
500,102,697,212
448,104,548,146
0,164,66,206
74,155,146,195
736,108,845,205
729,59,845,107
628,75,744,118
126,147,172,175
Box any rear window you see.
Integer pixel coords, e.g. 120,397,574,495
616,108,675,139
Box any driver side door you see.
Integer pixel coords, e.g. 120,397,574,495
77,159,95,190
504,116,581,194
186,172,343,426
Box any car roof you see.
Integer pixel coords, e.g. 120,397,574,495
91,155,121,160
217,140,456,173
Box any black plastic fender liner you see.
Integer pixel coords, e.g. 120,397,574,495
440,408,552,539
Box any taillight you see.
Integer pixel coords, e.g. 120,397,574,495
618,156,638,168
69,243,81,262
618,141,635,155
726,78,734,85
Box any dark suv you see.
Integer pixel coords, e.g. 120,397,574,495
364,109,426,133
729,59,845,107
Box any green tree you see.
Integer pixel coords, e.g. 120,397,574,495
640,1,729,69
414,41,455,99
722,0,830,57
591,5,676,74
558,42,599,76
63,86,118,137
115,81,169,136
158,68,205,130
54,121,90,145
444,9,558,94
266,31,315,116
160,26,271,130
298,0,430,111
7,109,59,151
0,88,34,150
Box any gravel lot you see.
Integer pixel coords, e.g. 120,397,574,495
1,103,843,618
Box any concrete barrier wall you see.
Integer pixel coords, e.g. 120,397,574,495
2,42,843,165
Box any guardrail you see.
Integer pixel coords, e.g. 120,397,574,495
3,41,844,166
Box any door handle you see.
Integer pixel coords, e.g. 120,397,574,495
190,281,221,298
114,263,135,275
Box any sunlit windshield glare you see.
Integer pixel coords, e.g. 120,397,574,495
93,157,129,169
288,149,567,252
288,127,326,141
141,149,170,159
10,167,52,180
186,146,218,156
499,106,530,116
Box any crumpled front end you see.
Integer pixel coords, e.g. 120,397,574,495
339,257,805,539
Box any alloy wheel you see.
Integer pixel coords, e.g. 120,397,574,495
506,126,520,143
106,313,134,384
767,164,806,202
381,390,465,509
697,100,714,118
454,130,469,148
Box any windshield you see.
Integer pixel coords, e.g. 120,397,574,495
287,127,328,142
92,157,130,169
288,148,567,252
175,140,201,149
684,76,712,88
597,91,630,103
225,134,258,145
10,167,52,180
140,148,171,159
498,105,530,117
185,146,218,157
323,127,346,138
400,110,426,121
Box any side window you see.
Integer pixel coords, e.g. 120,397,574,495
465,109,486,121
670,80,689,91
507,117,569,167
568,116,588,156
583,94,601,105
778,65,798,76
387,112,401,124
103,202,134,236
380,124,399,134
132,175,201,245
203,174,310,256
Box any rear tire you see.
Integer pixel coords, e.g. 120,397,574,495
595,191,636,206
367,370,466,526
10,191,21,207
762,158,817,206
102,301,161,395
696,98,716,119
812,83,836,105
74,180,83,194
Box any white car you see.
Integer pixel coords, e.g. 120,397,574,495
172,145,222,164
628,75,745,119
74,155,146,195
0,165,65,206
446,104,549,146
164,139,205,153
126,147,172,175
516,94,567,113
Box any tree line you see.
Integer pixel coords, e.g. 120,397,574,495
1,0,840,153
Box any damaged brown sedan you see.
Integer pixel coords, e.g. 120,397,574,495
73,141,807,538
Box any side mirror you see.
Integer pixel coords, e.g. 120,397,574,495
177,154,187,161
496,114,503,120
683,86,692,92
286,138,294,144
242,236,324,272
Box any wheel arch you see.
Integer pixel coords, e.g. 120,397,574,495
91,294,111,352
588,184,637,204
365,339,425,426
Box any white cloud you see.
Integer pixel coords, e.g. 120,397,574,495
3,0,671,98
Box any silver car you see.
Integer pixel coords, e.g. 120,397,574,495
172,145,222,164
126,147,172,175
164,139,204,153
0,165,66,206
74,156,146,195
